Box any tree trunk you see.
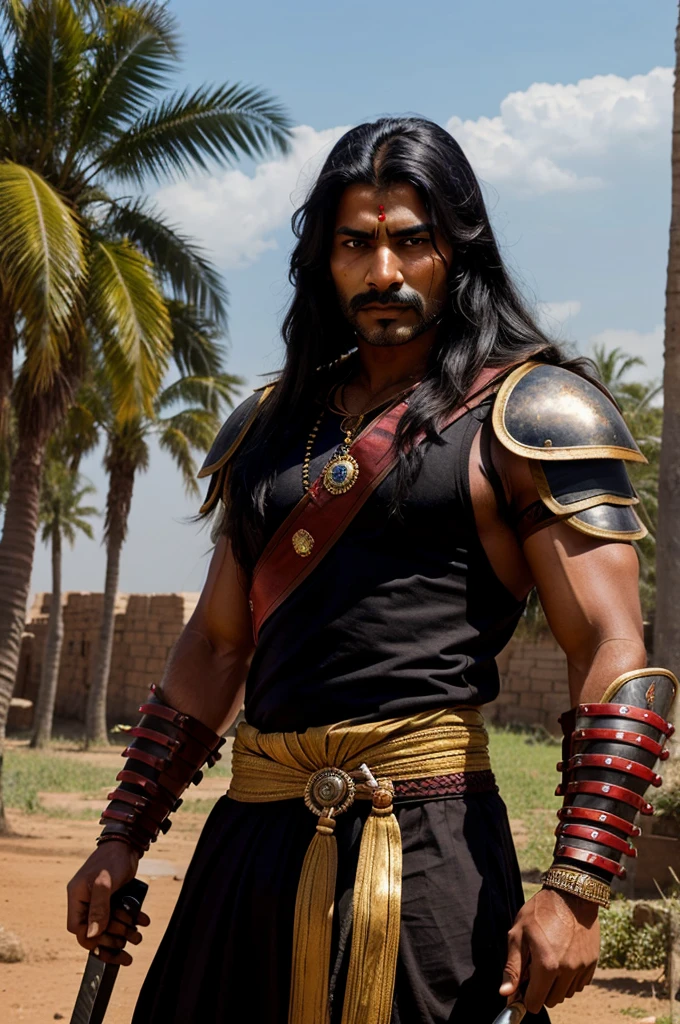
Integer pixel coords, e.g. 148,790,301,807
655,8,680,723
0,431,47,833
85,466,134,748
30,522,64,749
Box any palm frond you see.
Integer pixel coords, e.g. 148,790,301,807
158,373,242,415
64,1,179,176
88,237,171,419
0,0,26,33
12,0,89,161
0,161,84,388
93,82,292,185
159,406,218,446
157,423,200,495
166,299,231,377
106,198,228,327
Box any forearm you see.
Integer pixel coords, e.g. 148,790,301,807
566,634,647,705
160,625,252,734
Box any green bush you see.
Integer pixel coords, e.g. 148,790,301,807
598,900,667,970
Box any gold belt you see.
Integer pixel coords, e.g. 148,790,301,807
229,707,491,1024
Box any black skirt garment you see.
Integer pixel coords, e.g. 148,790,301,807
132,789,549,1024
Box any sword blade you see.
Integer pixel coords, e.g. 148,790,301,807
69,878,148,1024
69,955,119,1024
491,1000,527,1024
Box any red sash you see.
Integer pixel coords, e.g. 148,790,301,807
249,366,511,641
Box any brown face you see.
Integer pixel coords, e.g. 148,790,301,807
330,182,453,348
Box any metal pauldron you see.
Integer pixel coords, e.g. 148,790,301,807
492,361,647,542
546,668,677,898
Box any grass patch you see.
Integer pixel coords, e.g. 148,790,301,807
5,748,113,812
488,725,561,874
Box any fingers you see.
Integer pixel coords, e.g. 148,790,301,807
86,869,113,942
92,945,133,968
66,877,91,945
499,927,525,998
524,960,555,1015
544,962,598,1008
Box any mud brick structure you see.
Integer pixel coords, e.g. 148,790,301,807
487,636,571,733
15,592,572,733
16,591,198,725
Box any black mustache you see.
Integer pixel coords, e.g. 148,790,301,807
349,289,424,314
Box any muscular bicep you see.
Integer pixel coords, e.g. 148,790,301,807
189,535,254,654
522,525,646,703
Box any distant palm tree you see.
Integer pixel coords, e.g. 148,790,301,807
30,456,98,748
0,0,291,830
85,345,242,746
655,3,680,706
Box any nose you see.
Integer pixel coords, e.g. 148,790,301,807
365,244,404,293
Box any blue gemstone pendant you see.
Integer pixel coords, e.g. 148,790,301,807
322,454,360,495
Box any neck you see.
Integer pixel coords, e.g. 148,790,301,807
354,327,437,395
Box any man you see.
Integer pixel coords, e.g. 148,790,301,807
67,117,676,1024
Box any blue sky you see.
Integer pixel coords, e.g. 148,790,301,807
28,0,678,599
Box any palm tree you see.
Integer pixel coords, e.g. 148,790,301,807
0,0,291,830
85,348,242,746
592,344,662,620
30,454,98,748
655,5,680,717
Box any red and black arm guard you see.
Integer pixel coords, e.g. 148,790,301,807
97,686,226,854
552,668,677,883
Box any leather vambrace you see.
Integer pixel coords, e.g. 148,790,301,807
552,668,677,884
98,686,226,854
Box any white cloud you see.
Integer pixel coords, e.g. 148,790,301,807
588,324,665,383
154,124,350,269
537,300,582,331
446,67,672,195
151,68,672,271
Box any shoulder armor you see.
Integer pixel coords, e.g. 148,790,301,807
492,362,645,463
494,363,648,543
197,383,275,513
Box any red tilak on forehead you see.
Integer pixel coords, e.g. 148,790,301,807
377,204,386,222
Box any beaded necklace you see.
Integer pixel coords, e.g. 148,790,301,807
301,380,419,495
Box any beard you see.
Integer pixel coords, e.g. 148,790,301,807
338,286,445,347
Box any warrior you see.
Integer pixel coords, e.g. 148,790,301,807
67,117,676,1023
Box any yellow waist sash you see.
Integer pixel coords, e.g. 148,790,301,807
229,707,491,1024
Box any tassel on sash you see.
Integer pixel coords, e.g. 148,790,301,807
228,707,491,1024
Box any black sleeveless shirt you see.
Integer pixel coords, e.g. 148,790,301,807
243,398,526,733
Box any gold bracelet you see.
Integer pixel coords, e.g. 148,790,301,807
542,865,611,909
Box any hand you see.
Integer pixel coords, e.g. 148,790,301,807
499,887,600,1013
66,841,149,966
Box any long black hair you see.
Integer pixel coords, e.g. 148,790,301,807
222,116,580,571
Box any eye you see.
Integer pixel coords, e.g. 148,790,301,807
401,237,428,247
343,239,369,249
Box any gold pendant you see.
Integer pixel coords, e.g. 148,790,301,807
322,454,360,495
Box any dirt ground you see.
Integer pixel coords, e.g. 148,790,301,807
0,755,672,1024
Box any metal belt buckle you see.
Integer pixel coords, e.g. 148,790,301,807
304,767,356,817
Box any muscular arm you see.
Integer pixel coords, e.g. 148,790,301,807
473,432,647,1013
160,535,255,733
523,524,646,703
481,432,647,699
66,534,254,959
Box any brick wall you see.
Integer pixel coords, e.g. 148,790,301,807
487,635,570,734
16,591,198,724
16,592,570,732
